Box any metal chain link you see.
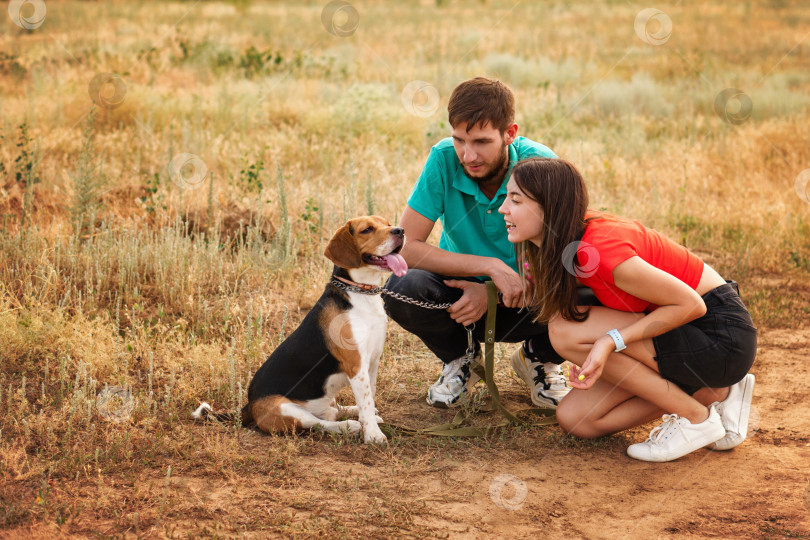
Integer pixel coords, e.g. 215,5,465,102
330,278,452,309
380,289,453,310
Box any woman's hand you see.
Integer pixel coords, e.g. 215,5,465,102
444,280,488,327
519,274,534,308
569,335,615,389
487,260,525,308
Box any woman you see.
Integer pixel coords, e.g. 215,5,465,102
498,157,757,462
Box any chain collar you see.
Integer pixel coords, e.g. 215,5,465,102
330,276,383,295
329,275,453,309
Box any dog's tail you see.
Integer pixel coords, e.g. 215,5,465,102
191,402,254,427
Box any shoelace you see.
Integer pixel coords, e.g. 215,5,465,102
647,414,691,445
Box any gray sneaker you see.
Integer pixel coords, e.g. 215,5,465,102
510,345,570,408
426,353,482,408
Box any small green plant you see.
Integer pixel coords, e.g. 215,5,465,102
238,157,264,193
139,173,166,216
213,50,234,71
14,123,40,231
458,386,490,420
14,123,36,185
237,47,300,78
299,197,321,234
238,47,282,78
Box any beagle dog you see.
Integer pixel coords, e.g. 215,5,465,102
193,216,407,444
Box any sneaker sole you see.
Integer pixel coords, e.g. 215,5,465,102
426,395,455,409
708,374,755,451
426,390,466,409
628,422,726,462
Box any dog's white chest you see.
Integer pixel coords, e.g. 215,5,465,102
345,293,387,358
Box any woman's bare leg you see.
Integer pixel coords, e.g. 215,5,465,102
551,306,725,434
556,381,664,438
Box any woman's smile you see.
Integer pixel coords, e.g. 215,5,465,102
498,178,544,245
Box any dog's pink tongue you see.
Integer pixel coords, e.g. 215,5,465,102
384,253,408,277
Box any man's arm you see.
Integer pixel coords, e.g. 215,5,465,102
398,205,526,308
399,205,500,276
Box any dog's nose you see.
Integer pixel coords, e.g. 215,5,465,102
390,227,404,237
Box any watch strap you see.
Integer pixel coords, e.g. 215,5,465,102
606,329,627,352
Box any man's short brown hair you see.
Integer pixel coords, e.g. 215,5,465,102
447,77,515,134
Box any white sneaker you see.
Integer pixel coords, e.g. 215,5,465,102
426,353,482,408
627,405,725,462
510,345,570,409
707,373,755,451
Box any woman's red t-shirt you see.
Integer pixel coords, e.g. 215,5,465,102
576,212,704,313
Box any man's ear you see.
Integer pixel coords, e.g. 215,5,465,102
504,123,518,145
324,223,363,268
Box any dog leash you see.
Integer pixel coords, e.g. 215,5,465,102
381,281,558,438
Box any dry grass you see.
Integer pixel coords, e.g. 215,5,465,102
2,0,810,537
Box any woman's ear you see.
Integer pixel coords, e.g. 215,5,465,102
324,222,363,268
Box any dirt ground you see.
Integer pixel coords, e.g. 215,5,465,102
3,326,809,539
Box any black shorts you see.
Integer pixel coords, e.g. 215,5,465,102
652,282,757,395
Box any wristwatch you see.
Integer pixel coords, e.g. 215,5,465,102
606,329,627,352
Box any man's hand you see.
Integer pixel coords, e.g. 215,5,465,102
444,280,487,327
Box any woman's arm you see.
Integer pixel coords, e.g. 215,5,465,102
610,256,706,343
574,256,706,385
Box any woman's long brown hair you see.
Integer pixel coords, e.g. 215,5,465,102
511,158,590,324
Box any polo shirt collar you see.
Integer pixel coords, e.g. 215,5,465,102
451,141,519,206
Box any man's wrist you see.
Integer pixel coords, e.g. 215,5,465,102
482,257,507,278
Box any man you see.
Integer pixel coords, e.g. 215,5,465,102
384,77,570,408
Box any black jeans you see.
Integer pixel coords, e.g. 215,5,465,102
383,269,565,364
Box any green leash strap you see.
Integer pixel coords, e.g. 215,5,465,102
479,280,523,425
381,280,558,438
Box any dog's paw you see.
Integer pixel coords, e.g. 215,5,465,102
341,420,362,435
363,425,388,445
337,405,359,419
323,407,340,421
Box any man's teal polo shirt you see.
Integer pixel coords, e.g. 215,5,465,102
407,136,557,273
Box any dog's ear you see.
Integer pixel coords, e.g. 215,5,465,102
324,222,363,269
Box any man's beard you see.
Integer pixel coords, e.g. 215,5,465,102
461,144,510,186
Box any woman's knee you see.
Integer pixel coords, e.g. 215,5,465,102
556,400,600,439
555,401,578,434
548,318,578,359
